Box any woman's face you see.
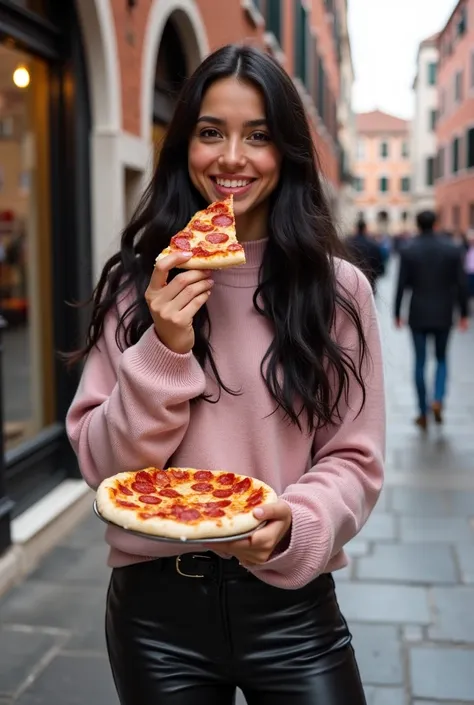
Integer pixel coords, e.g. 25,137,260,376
188,76,281,239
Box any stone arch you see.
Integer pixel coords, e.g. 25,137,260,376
141,0,209,143
75,0,121,131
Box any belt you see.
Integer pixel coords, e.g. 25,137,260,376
163,552,250,580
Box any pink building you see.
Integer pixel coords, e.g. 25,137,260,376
435,0,474,232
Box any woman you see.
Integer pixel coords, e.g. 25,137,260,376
67,45,385,705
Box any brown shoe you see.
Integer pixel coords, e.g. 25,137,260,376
432,402,443,424
415,415,428,430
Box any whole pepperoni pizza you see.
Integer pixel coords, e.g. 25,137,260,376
156,195,246,270
96,467,277,540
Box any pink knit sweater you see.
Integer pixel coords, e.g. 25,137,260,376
66,239,385,589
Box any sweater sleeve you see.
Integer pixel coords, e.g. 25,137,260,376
66,299,206,489
249,264,385,589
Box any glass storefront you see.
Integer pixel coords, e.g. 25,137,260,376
0,44,55,451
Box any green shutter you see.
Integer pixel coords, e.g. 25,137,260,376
266,0,281,43
294,1,307,87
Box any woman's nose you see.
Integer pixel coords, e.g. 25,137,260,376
218,138,246,168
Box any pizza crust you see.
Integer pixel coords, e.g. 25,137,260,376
96,469,277,541
156,248,246,270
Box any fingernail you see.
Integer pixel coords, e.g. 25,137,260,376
254,508,264,518
207,279,214,286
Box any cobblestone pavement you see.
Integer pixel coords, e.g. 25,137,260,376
1,262,473,705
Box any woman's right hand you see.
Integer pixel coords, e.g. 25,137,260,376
145,251,214,354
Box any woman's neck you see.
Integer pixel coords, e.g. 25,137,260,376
235,201,269,242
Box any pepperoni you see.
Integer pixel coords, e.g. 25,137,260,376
207,202,227,213
192,246,212,257
192,219,214,232
116,500,139,508
172,236,192,251
191,482,213,493
212,214,233,227
204,507,226,518
159,488,181,498
170,469,190,481
227,243,244,252
233,477,252,494
138,495,163,505
136,470,155,484
194,471,213,481
217,473,235,486
140,511,167,520
117,483,133,496
172,506,201,522
206,232,229,244
201,500,231,510
131,481,156,494
212,489,233,498
246,488,264,507
154,471,171,488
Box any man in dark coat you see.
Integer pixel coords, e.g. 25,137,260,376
394,210,469,429
347,220,385,293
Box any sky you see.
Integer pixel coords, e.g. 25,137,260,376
348,0,455,119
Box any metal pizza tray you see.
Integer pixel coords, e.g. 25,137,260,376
92,500,266,544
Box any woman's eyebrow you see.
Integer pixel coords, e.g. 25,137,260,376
196,116,268,127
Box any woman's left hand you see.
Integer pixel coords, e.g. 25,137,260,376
205,500,292,566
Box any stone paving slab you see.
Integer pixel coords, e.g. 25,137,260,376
456,545,474,583
351,624,403,685
356,543,458,584
409,647,474,701
335,582,431,624
399,516,474,543
428,587,474,644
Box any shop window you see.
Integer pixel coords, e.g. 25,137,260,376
0,45,54,450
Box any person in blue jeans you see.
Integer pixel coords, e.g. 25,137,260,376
394,211,469,430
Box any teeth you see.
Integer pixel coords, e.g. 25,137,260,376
215,178,251,188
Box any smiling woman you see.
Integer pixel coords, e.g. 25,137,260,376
66,44,385,705
188,77,281,241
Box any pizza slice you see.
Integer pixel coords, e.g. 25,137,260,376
156,195,246,270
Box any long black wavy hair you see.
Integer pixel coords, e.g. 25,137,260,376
71,44,368,433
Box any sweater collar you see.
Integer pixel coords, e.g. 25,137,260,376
213,238,268,288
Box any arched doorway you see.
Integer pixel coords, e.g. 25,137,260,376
152,16,189,166
141,0,209,146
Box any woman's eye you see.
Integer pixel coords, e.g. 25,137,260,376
199,128,221,139
248,131,271,142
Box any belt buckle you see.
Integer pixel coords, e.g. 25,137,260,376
175,554,212,579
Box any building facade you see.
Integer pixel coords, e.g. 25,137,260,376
435,0,474,233
0,0,345,556
336,0,356,235
353,110,412,235
411,33,439,214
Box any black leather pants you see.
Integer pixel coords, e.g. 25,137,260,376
106,552,366,705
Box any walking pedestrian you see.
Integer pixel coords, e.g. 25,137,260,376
394,210,469,430
347,219,385,293
66,45,385,705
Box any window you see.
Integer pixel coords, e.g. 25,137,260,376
401,141,409,158
266,0,282,44
455,70,463,102
428,62,437,85
400,176,411,192
354,176,365,192
426,157,435,186
452,137,460,173
467,127,474,168
380,140,389,158
317,58,326,122
356,139,365,160
429,109,437,131
379,177,389,193
294,2,308,88
437,147,445,179
452,205,461,228
457,5,467,37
